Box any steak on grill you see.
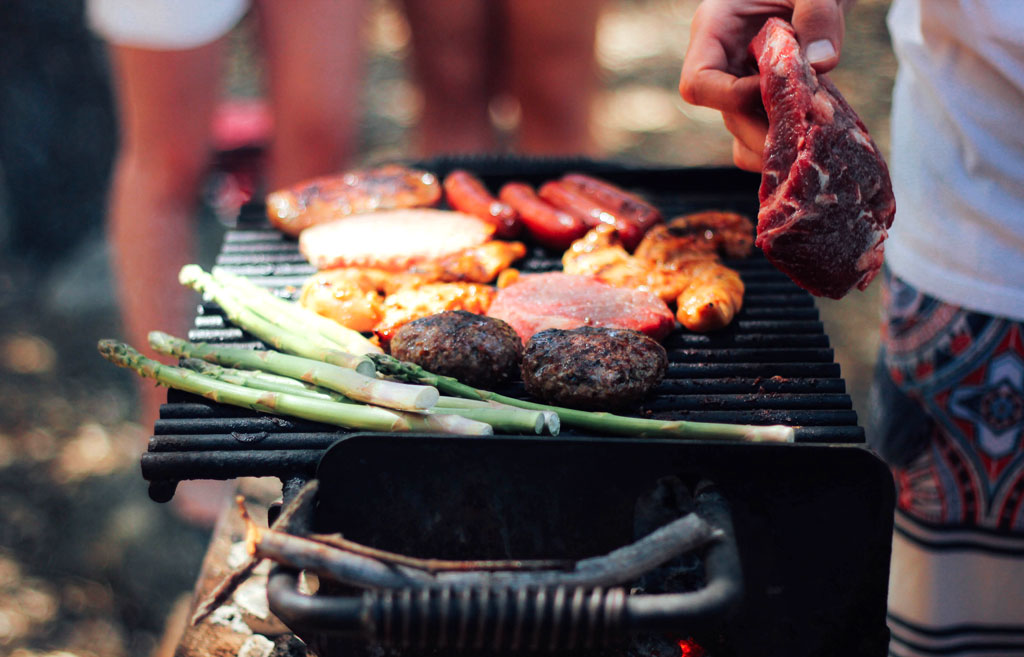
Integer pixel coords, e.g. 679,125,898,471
486,272,676,344
750,17,895,299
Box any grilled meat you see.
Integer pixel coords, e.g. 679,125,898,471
390,310,522,388
266,164,441,236
634,211,754,262
672,258,745,332
443,170,521,238
559,173,663,248
521,326,667,410
486,271,676,345
374,282,496,346
498,182,588,250
299,209,496,271
299,269,389,333
563,221,747,332
408,240,526,283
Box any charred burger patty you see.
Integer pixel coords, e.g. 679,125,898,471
522,326,667,411
389,310,522,388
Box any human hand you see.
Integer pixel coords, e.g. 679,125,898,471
679,0,850,171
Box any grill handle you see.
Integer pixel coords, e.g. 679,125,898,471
267,484,742,650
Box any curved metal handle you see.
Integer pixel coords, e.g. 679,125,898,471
268,484,742,650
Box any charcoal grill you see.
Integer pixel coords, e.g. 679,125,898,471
141,159,895,656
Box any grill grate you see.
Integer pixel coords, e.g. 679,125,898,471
144,163,867,498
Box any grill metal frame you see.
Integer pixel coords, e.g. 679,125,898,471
144,161,870,499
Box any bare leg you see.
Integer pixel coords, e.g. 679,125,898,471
106,43,226,427
504,0,603,155
401,0,496,156
256,0,367,186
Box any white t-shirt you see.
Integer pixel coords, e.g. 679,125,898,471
886,0,1024,321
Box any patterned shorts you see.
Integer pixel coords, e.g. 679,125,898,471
869,270,1024,657
871,269,1024,531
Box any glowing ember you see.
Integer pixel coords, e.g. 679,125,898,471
677,637,705,657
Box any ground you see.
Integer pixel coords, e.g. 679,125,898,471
0,1,895,655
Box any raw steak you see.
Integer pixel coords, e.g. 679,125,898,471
299,209,495,271
486,272,676,344
750,18,895,299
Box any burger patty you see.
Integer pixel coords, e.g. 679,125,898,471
522,326,667,411
389,311,523,389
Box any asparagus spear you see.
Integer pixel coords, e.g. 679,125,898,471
181,358,354,403
370,353,795,443
98,340,491,435
149,331,439,412
209,267,382,356
179,265,377,374
180,357,550,434
182,262,788,442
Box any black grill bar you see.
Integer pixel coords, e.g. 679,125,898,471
147,164,871,493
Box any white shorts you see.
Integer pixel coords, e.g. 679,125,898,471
86,0,250,50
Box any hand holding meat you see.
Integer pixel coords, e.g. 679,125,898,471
751,18,894,298
679,0,851,171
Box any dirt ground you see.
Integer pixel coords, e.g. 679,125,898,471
0,1,895,655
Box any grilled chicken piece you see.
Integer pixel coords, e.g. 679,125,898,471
563,223,746,332
562,224,691,302
374,283,497,347
409,240,527,283
634,211,755,263
672,259,745,332
299,267,436,332
266,165,442,236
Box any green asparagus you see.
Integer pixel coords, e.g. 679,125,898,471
149,331,439,412
98,340,490,435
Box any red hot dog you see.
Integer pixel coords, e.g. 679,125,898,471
443,170,521,238
499,182,588,250
538,180,647,251
560,173,663,234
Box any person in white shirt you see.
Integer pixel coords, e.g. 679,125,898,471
679,1,1024,655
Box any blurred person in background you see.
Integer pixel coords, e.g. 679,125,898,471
400,0,604,157
89,0,367,526
679,1,1024,655
88,0,367,430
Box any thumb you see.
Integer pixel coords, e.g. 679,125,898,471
791,0,845,72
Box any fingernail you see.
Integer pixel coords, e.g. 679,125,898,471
805,39,836,64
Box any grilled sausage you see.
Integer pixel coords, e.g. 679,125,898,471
561,173,663,234
538,180,648,251
521,326,667,411
266,165,441,236
498,182,588,250
443,170,521,238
